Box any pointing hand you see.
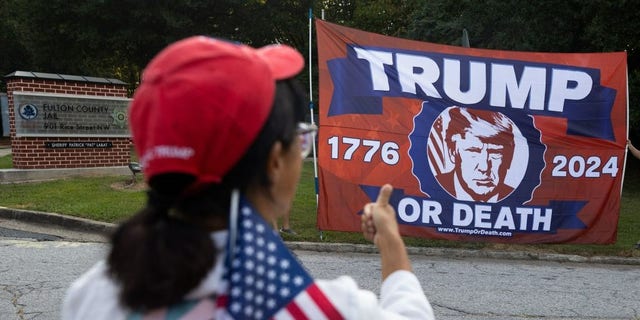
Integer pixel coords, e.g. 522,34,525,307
361,184,399,245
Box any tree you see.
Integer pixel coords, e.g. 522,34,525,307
0,0,33,91
1,0,313,93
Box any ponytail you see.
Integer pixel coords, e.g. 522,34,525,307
107,174,219,311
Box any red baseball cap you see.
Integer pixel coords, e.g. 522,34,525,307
129,36,304,184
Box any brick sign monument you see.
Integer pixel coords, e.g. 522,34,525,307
4,71,131,170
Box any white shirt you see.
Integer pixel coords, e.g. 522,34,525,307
62,231,434,320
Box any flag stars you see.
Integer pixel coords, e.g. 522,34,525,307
293,276,304,286
279,287,291,297
256,265,265,275
225,201,316,319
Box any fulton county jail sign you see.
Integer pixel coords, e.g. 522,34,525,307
13,92,131,137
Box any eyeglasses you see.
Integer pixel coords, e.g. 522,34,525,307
297,122,317,158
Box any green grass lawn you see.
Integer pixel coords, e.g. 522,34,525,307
0,154,11,169
0,158,638,258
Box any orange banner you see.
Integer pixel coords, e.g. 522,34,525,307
316,20,628,244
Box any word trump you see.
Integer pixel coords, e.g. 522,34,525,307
397,198,552,232
353,47,594,112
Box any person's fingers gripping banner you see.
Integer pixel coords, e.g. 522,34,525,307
315,20,628,244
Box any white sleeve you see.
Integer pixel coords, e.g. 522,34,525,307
61,261,128,320
315,271,434,320
379,270,434,319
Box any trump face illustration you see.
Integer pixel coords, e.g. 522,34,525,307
434,107,518,203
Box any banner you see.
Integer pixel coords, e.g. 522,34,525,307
315,20,628,244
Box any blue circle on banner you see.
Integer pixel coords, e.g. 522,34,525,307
409,100,544,205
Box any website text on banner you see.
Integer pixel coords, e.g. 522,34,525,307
315,20,628,244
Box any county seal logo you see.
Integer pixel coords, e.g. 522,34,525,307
19,104,38,120
110,109,127,128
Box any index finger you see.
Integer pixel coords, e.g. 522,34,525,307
376,184,393,205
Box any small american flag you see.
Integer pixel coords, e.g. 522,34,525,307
215,198,344,319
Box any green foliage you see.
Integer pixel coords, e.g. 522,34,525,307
0,1,31,91
350,0,419,37
319,0,356,26
1,0,314,93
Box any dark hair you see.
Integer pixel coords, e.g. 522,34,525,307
108,78,307,311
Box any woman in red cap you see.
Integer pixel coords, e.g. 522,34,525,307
62,36,434,320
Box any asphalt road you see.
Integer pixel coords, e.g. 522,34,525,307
0,225,638,320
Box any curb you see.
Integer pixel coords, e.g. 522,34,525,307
0,206,115,236
1,206,639,266
286,242,640,266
